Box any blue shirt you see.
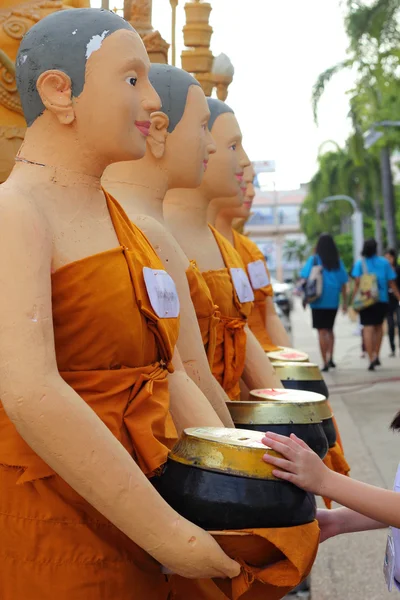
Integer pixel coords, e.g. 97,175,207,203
301,255,348,309
352,255,396,303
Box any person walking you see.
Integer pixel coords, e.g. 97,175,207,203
301,233,348,372
385,248,400,357
352,239,400,371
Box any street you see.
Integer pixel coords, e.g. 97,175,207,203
288,299,400,599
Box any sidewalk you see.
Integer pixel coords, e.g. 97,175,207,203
290,300,400,599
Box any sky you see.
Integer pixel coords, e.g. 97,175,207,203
93,0,357,190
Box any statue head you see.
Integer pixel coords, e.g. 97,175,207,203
16,8,160,164
200,98,250,201
142,64,216,189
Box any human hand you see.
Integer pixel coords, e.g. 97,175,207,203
158,523,241,579
262,432,331,495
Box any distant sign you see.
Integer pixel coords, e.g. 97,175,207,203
252,160,276,175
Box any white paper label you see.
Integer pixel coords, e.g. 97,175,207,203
247,259,270,290
143,267,180,319
230,268,255,303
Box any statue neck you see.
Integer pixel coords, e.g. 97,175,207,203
214,210,234,244
102,159,168,224
19,115,107,180
164,188,210,234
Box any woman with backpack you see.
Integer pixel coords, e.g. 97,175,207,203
301,233,348,372
352,238,400,371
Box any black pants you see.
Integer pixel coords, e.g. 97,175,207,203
387,303,400,352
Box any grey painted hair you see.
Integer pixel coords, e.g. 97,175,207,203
16,8,133,126
149,64,200,133
207,98,234,131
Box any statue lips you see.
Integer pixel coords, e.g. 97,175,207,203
135,120,151,137
236,172,246,193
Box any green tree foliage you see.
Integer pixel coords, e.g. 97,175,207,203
305,0,400,251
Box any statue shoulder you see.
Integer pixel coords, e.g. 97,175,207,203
130,213,190,272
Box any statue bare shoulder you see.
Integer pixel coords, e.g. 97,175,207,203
131,213,190,273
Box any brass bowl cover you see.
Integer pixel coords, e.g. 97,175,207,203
272,361,322,381
169,427,279,480
227,399,327,425
267,347,309,362
248,388,332,422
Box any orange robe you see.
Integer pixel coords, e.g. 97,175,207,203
186,259,220,368
232,230,279,352
201,226,253,400
0,192,179,599
322,409,350,508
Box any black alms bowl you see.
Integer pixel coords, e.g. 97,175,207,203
152,427,316,531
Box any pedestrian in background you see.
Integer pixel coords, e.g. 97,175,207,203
385,248,400,357
352,239,400,371
301,233,348,372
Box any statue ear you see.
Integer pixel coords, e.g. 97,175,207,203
147,111,169,159
36,70,75,125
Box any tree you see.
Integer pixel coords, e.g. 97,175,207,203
311,0,400,249
284,239,309,265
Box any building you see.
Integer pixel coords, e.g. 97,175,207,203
244,183,308,282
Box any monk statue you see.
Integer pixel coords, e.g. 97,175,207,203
103,64,234,427
163,98,282,399
211,163,292,350
0,9,239,599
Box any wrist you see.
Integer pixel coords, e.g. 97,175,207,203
317,464,337,498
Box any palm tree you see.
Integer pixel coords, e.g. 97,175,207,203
284,240,309,265
311,0,400,249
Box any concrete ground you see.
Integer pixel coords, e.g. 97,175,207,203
286,299,400,599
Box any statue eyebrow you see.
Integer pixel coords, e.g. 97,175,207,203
121,57,147,72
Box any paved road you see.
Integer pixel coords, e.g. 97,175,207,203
288,300,400,599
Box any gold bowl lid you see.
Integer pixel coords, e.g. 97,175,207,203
169,427,280,480
267,347,309,362
248,388,331,421
272,361,323,381
227,398,328,424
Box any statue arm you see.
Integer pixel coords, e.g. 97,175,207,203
264,296,291,347
132,215,233,426
0,196,238,580
242,326,282,389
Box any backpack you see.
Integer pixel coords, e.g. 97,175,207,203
353,259,379,312
304,255,323,304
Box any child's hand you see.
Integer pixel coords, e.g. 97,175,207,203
262,432,331,495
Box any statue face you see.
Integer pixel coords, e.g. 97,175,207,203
221,164,256,220
73,29,161,164
200,112,249,201
163,85,216,189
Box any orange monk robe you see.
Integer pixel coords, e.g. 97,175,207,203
232,230,279,352
186,259,220,368
0,192,178,600
169,523,320,599
201,226,253,400
322,405,350,509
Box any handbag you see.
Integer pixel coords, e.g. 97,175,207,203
304,255,323,304
353,258,379,312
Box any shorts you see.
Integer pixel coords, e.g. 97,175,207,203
312,308,338,330
359,302,388,326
